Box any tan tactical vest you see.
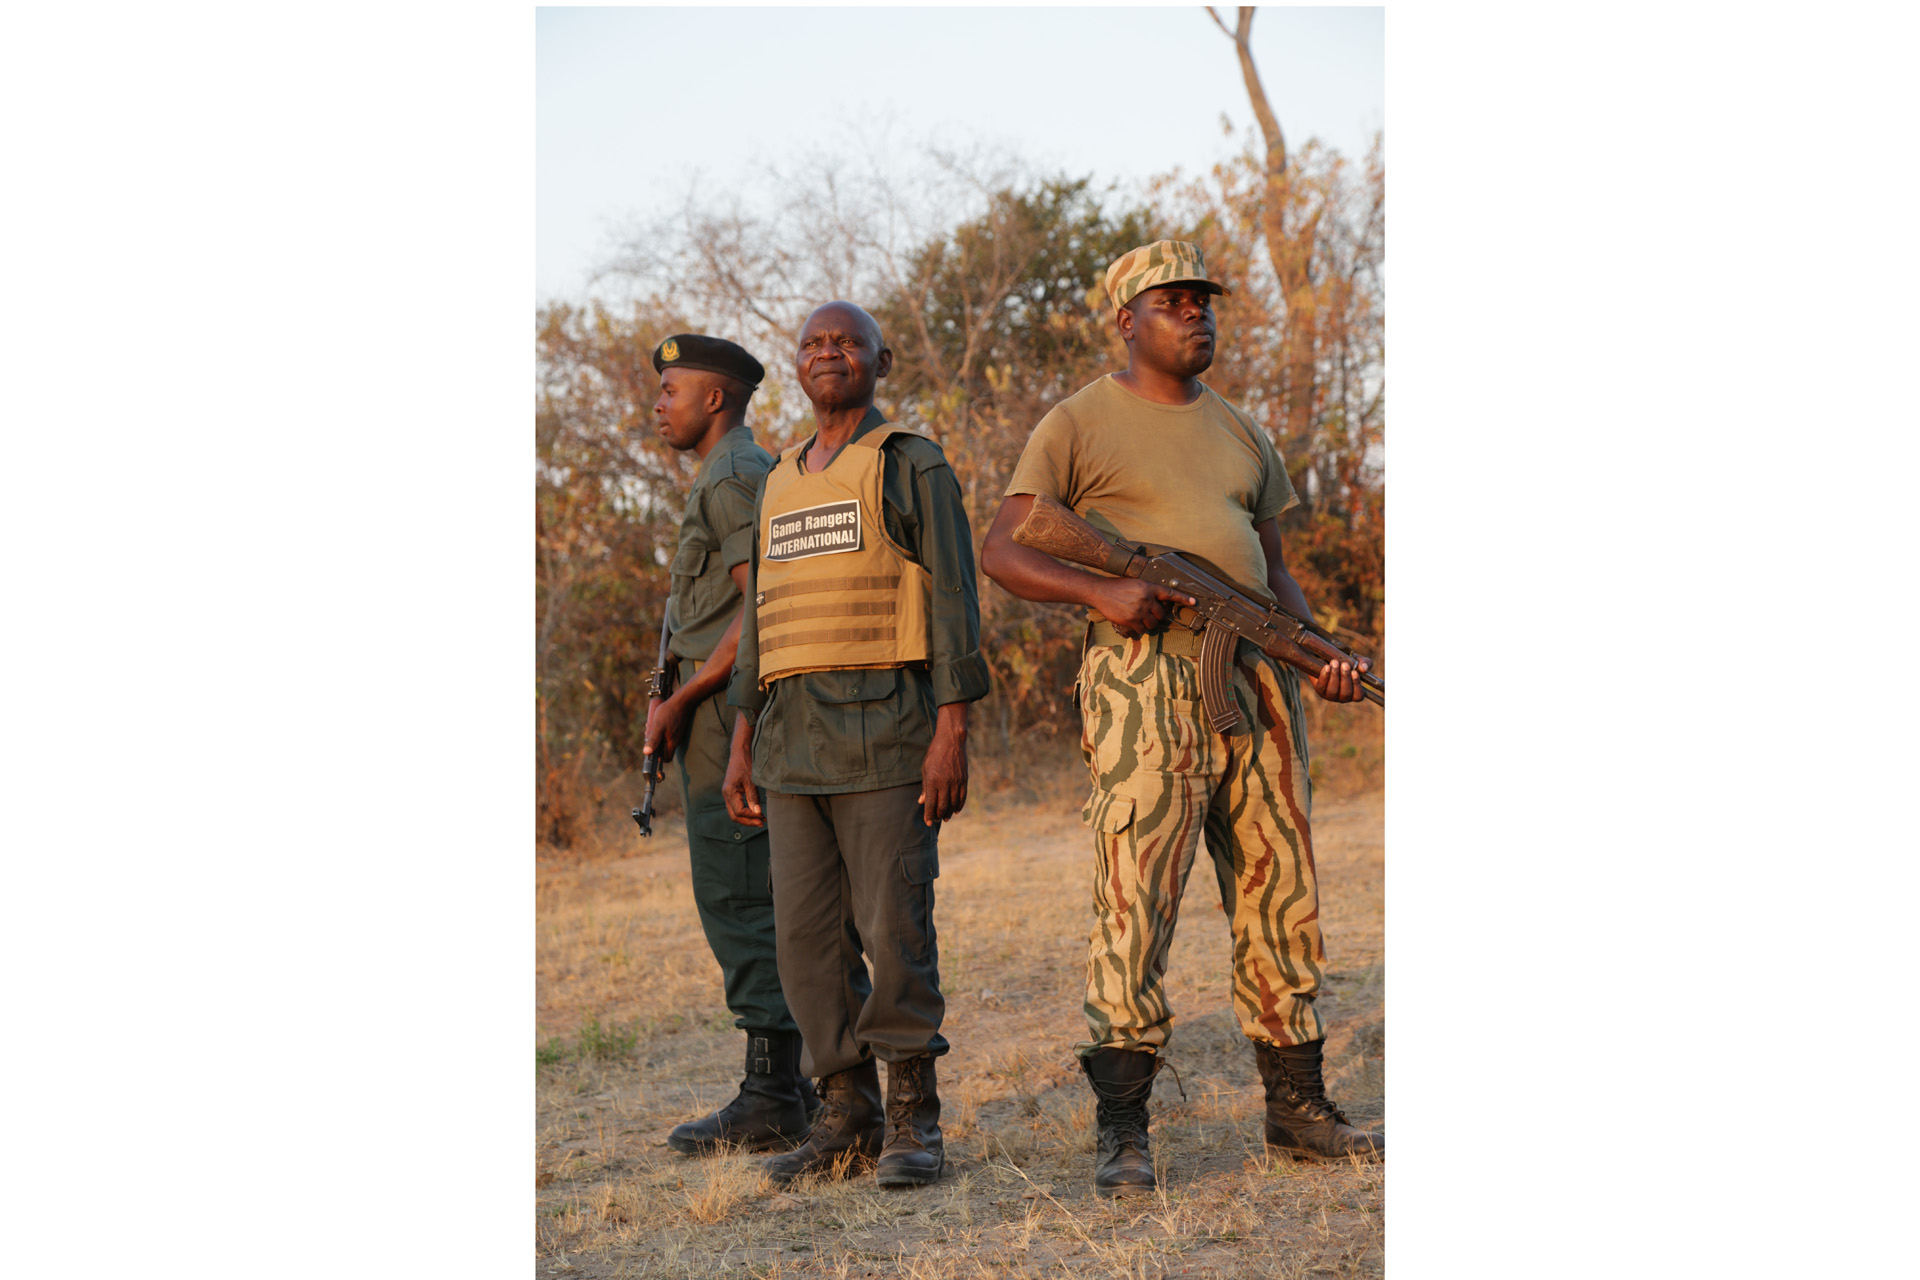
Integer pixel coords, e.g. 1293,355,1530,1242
754,426,932,684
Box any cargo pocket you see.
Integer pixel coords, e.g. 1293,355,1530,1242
1081,786,1136,835
690,802,769,904
896,840,939,963
687,833,735,913
737,829,773,905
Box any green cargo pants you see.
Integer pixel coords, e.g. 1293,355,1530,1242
765,781,947,1079
674,657,798,1034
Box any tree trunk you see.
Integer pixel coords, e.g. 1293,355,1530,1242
1210,7,1322,450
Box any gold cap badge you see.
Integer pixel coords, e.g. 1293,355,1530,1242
661,339,680,362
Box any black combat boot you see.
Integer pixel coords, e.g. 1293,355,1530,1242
876,1055,944,1188
1081,1048,1159,1197
667,1030,814,1155
763,1057,883,1185
1252,1038,1384,1162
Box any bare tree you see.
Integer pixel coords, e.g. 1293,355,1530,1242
1207,6,1325,445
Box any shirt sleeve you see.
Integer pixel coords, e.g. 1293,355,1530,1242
707,468,762,571
1001,403,1076,504
891,441,991,707
1249,419,1300,524
724,485,767,718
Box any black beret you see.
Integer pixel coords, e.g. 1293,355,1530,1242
651,333,765,388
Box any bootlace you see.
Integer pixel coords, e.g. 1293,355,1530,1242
1281,1055,1350,1126
1096,1073,1155,1149
804,1075,854,1136
1160,1059,1188,1104
886,1058,926,1145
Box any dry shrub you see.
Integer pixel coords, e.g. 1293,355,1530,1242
1301,697,1385,799
536,725,608,852
680,1156,767,1226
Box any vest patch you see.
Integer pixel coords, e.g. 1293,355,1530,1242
765,499,863,562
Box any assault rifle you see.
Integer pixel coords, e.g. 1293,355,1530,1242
1011,494,1383,732
630,609,677,836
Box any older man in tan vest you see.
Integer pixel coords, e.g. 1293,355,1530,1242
723,301,989,1189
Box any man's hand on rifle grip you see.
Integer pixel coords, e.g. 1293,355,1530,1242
1094,580,1197,639
643,692,692,765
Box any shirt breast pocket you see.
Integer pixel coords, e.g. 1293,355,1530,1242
671,543,716,618
671,544,711,582
801,667,901,778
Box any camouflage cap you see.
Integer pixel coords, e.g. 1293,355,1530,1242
1103,240,1230,310
651,333,765,388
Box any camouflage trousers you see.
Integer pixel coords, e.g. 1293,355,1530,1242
1076,633,1325,1056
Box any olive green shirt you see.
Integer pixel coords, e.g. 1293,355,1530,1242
668,425,774,662
727,407,991,795
1004,374,1298,605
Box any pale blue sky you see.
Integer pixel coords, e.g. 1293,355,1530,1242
537,5,1384,301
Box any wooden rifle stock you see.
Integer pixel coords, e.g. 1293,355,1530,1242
1009,493,1140,577
1011,494,1383,729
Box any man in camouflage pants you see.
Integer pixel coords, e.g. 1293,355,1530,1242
981,240,1383,1197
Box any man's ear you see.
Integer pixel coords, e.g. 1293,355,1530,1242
1115,305,1135,343
706,383,726,414
875,344,894,380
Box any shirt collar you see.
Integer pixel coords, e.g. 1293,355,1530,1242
800,405,889,469
695,423,754,484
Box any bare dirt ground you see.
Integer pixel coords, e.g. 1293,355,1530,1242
535,778,1384,1278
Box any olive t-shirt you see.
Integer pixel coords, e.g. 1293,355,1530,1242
1004,374,1298,605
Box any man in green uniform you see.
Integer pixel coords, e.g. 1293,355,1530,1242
722,301,990,1189
979,241,1383,1197
642,333,815,1154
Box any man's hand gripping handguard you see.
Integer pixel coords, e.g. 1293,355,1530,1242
1011,494,1384,732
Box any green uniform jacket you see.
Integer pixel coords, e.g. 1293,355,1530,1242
667,425,773,663
727,407,991,795
664,425,775,849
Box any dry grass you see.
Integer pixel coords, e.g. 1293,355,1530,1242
536,752,1385,1278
